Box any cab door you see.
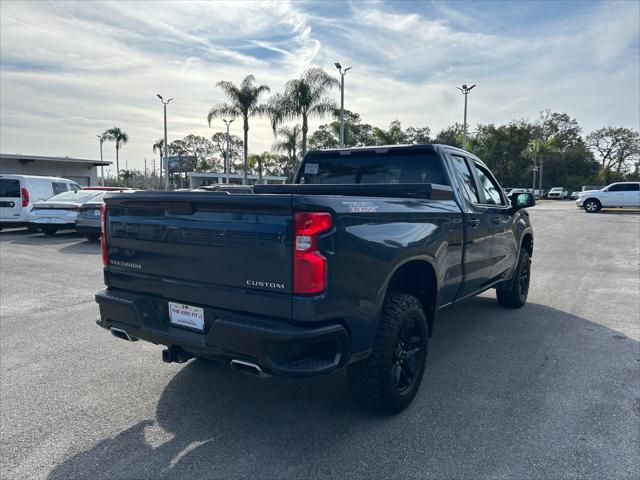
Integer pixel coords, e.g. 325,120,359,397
468,161,516,281
447,153,496,299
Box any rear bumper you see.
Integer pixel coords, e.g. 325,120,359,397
29,222,75,230
76,224,101,235
0,220,28,228
95,288,352,377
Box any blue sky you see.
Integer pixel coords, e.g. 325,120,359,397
1,0,638,173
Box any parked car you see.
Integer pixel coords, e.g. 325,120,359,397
508,188,529,197
0,174,81,231
576,182,640,212
547,187,569,199
96,144,535,414
570,191,580,200
29,189,103,235
75,193,108,241
76,190,135,241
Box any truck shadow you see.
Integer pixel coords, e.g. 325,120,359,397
47,299,639,480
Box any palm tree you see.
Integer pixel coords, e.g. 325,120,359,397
269,67,338,156
103,127,129,181
152,138,164,185
248,152,279,183
207,75,270,184
272,125,301,169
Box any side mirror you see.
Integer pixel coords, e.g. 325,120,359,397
510,192,535,210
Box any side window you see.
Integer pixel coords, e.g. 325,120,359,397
450,154,479,203
52,182,68,195
610,183,639,192
0,179,20,197
70,183,81,191
472,163,505,206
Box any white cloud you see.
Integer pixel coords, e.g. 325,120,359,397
0,0,638,174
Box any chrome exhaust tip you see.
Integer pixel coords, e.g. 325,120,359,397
110,327,138,342
230,359,269,377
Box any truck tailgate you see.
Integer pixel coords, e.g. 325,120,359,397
103,192,293,318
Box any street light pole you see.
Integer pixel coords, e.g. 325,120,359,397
334,62,351,148
457,84,476,150
156,94,174,190
96,134,104,186
223,119,234,184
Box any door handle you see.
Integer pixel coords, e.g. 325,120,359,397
492,218,502,225
469,218,481,228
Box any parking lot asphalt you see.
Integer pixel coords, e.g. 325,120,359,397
1,201,639,480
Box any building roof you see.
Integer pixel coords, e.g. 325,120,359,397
0,153,111,166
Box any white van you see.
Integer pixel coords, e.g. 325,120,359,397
0,174,82,230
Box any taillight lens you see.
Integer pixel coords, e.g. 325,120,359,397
21,188,29,208
100,204,107,266
294,212,332,295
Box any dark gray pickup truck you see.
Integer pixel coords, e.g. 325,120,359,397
95,144,535,413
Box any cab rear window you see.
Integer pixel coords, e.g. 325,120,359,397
298,149,448,185
0,179,20,198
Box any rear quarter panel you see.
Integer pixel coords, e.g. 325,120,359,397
291,195,463,353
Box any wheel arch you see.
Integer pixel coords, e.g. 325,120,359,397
381,258,439,337
521,231,533,258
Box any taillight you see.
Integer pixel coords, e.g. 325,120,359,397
100,204,107,266
293,212,332,295
21,188,29,207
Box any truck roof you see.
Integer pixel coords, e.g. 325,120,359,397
306,144,459,155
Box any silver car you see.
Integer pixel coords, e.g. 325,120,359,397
29,190,103,236
75,195,106,241
75,190,137,241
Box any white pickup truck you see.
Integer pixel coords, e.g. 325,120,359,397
547,187,569,200
576,182,640,213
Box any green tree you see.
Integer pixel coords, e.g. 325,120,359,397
434,123,465,148
269,67,338,156
211,132,244,173
373,120,408,145
207,75,270,184
272,125,301,169
586,127,640,181
102,127,129,182
247,152,282,182
406,126,431,144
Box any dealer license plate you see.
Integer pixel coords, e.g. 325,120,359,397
168,302,204,331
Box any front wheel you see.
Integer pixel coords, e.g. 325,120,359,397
496,249,531,308
348,293,428,414
583,199,601,213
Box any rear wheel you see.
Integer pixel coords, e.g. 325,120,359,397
348,293,428,414
84,233,100,242
496,249,531,308
583,199,601,213
41,226,58,236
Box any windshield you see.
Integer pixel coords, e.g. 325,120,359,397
550,187,562,192
42,190,101,203
298,149,448,185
